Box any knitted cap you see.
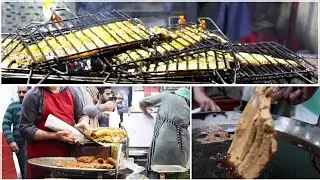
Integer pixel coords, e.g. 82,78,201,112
175,88,190,101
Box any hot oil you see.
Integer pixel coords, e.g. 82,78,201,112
192,140,242,179
209,152,242,179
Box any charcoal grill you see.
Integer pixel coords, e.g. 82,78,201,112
1,5,318,84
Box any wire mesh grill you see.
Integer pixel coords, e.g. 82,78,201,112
2,9,156,69
1,8,318,84
232,42,317,83
105,22,233,68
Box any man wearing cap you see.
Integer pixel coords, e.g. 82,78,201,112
139,88,190,176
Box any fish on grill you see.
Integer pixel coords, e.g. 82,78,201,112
112,26,228,66
235,52,299,67
1,38,25,68
1,21,150,67
150,25,227,43
127,50,233,74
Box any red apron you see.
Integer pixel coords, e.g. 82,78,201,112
27,88,75,179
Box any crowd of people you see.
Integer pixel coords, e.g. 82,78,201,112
3,86,191,179
2,86,128,178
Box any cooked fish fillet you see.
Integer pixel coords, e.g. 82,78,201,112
227,87,277,179
77,156,96,163
2,21,149,67
114,25,228,65
107,157,117,166
91,127,127,143
57,157,114,169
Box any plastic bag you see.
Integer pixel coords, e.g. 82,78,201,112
44,114,86,144
124,158,146,179
109,105,121,128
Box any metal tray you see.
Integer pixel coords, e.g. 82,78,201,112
28,157,126,172
151,165,188,173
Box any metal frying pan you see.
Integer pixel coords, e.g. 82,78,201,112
28,157,126,172
192,111,320,178
28,157,127,179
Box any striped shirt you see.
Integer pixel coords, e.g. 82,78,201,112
2,101,24,145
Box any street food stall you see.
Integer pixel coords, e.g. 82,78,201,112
0,86,190,179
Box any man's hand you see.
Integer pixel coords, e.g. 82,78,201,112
194,93,221,112
74,121,92,136
102,101,116,112
273,87,318,105
9,142,19,152
144,107,153,119
54,131,75,144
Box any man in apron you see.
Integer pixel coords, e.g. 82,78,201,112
19,86,90,179
139,88,190,178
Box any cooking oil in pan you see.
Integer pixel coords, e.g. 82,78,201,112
192,140,241,179
209,152,242,179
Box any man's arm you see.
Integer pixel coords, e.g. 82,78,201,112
193,87,221,112
19,92,40,141
84,104,102,118
20,89,75,144
69,87,90,124
139,93,167,115
2,104,15,144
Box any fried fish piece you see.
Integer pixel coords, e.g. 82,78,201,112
77,156,96,163
227,87,277,178
107,157,117,166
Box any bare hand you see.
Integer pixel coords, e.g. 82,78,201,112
55,131,75,144
9,142,19,152
103,101,116,111
146,107,153,115
144,108,153,119
194,94,221,112
273,87,318,105
74,121,92,135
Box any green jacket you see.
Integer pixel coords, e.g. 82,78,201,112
2,101,24,145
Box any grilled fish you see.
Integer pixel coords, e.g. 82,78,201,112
1,21,150,67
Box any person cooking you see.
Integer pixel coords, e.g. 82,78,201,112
139,88,190,178
19,86,91,179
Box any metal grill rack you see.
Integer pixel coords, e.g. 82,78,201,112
232,42,317,84
1,6,318,84
4,10,156,69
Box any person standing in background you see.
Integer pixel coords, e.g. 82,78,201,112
2,86,30,179
116,92,128,123
139,88,190,178
84,87,116,127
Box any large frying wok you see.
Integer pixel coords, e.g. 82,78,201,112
192,111,320,179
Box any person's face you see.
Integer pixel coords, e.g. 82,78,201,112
100,88,112,103
17,87,28,102
116,94,124,105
